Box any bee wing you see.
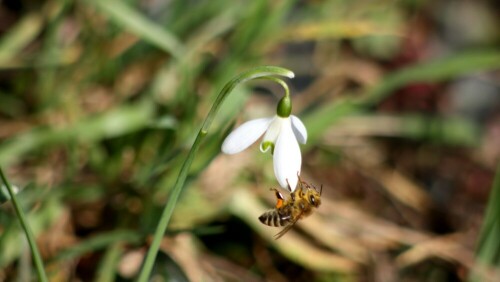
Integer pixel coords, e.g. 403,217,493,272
273,221,296,239
273,211,303,239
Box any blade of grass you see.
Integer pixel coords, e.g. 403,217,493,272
470,163,500,281
1,184,18,204
87,0,184,58
136,66,294,282
55,230,141,261
0,190,63,268
0,12,43,66
0,100,155,167
324,114,480,146
363,49,500,105
95,243,124,282
305,49,500,143
0,168,48,282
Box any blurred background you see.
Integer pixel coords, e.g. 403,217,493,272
1,0,499,281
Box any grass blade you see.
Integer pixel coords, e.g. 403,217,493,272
87,0,184,58
470,164,500,281
0,168,48,282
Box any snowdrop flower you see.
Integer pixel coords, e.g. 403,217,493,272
221,94,307,191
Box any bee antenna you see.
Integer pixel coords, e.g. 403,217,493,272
285,179,292,192
320,184,323,195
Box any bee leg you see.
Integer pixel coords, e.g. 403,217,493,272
279,214,292,222
271,188,285,209
295,174,309,193
274,224,294,239
274,212,303,240
270,188,284,200
297,172,307,187
285,178,293,192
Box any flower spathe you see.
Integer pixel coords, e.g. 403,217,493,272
221,114,307,191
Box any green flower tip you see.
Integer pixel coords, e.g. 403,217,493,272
277,95,292,117
260,141,275,154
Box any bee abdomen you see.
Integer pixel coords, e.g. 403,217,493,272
259,211,289,227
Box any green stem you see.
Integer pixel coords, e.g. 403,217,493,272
260,76,290,98
0,167,48,282
136,66,294,282
470,163,500,281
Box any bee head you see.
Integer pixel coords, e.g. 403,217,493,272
306,189,321,208
311,184,323,195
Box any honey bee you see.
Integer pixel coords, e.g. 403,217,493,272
259,177,322,239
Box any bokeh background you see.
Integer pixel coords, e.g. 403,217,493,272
1,0,500,281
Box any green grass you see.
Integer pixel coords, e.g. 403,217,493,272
0,0,499,281
471,164,500,281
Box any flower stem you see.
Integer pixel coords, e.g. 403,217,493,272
136,66,294,282
0,167,48,282
261,76,292,117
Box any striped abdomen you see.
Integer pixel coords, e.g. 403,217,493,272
259,210,291,227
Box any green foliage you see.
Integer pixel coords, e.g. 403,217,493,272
0,0,499,281
470,164,500,281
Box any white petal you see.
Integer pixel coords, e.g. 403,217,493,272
273,119,301,191
260,116,283,152
222,117,272,154
291,115,307,144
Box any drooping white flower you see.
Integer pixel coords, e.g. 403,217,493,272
221,109,307,191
